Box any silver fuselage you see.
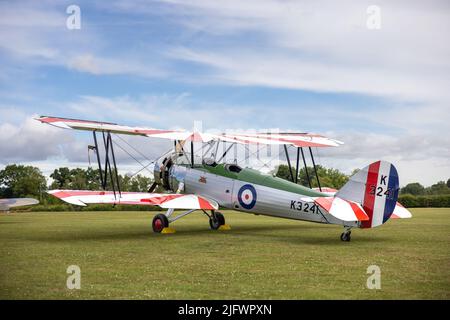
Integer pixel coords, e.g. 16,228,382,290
169,164,356,227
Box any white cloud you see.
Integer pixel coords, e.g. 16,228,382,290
0,2,77,62
2,1,448,102
67,53,167,77
0,116,75,163
68,55,101,74
64,94,259,130
168,47,449,103
0,1,166,79
160,0,450,102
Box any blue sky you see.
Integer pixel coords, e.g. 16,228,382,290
0,0,449,186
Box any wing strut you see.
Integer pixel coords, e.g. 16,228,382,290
286,146,316,189
190,140,194,168
92,132,104,186
283,145,295,183
92,131,121,198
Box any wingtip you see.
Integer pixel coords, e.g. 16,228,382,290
47,190,87,206
34,115,46,122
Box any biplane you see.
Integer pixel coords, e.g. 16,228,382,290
37,116,411,241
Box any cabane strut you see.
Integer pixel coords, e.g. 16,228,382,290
283,145,322,192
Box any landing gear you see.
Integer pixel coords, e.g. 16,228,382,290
209,211,225,230
152,209,227,233
340,230,352,242
152,214,169,233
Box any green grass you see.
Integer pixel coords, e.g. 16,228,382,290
0,208,449,299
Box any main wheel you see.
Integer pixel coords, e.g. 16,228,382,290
152,214,169,233
209,211,225,230
340,231,351,242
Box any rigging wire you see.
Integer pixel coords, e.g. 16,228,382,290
236,143,282,172
254,145,288,174
236,143,263,166
314,147,322,168
111,139,155,177
110,135,173,178
113,134,154,163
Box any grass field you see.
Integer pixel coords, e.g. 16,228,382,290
0,208,449,299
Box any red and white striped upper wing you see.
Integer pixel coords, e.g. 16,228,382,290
219,132,343,148
314,196,369,222
48,190,218,210
37,116,193,140
37,116,342,148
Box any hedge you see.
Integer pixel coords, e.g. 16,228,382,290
398,194,450,208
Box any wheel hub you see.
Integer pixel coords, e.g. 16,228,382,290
154,218,163,232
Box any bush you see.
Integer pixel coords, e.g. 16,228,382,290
29,204,72,212
398,194,450,208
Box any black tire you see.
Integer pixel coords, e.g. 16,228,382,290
340,232,351,242
209,211,225,230
152,214,169,233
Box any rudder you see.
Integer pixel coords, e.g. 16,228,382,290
336,160,399,228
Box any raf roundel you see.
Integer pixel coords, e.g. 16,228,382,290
238,184,257,210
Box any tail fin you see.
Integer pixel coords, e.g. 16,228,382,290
336,160,400,228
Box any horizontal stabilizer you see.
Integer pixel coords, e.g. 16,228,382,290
48,190,218,210
314,196,369,222
312,187,338,196
390,202,412,219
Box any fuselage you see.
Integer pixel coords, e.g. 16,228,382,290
166,163,355,227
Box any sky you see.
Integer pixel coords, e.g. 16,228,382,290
0,0,449,186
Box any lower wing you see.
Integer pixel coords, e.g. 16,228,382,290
48,190,218,210
0,198,39,210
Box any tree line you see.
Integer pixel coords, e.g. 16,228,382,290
274,164,352,190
